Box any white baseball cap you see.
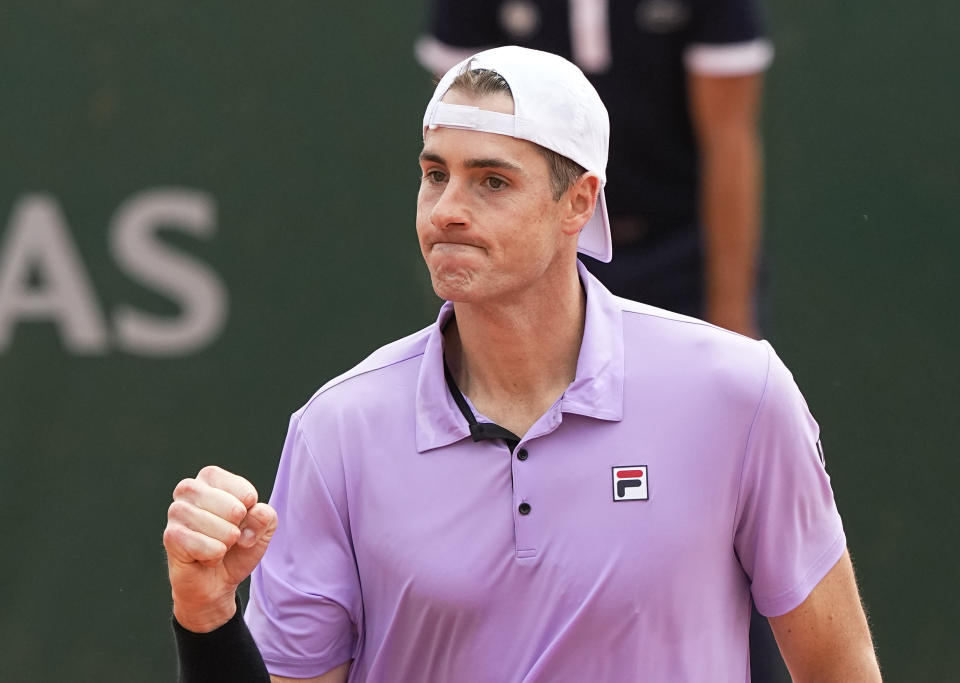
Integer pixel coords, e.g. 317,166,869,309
422,45,613,263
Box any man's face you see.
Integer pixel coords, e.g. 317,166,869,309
417,90,571,305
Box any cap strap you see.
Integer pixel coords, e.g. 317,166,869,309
426,102,524,137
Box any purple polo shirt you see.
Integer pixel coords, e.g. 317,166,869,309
245,263,846,682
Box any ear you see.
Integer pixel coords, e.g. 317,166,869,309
560,173,602,236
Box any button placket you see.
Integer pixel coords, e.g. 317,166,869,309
512,443,537,557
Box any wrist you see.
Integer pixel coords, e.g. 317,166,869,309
172,593,272,683
173,592,238,633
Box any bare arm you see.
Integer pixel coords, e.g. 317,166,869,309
166,467,353,682
688,71,764,338
769,549,882,682
270,661,350,683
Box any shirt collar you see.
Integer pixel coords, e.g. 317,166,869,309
415,260,625,453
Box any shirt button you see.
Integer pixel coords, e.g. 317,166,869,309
518,502,532,515
516,448,528,461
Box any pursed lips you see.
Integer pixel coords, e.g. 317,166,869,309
430,241,484,253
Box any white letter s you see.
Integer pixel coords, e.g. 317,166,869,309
110,189,228,356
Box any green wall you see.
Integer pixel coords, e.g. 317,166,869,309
0,2,956,679
763,1,959,678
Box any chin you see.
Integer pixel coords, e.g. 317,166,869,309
430,274,475,302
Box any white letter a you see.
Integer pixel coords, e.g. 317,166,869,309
0,195,108,354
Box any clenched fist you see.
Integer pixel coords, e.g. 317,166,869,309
163,466,278,633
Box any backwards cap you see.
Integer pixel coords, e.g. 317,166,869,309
422,46,612,263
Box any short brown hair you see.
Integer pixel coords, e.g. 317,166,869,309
447,66,587,200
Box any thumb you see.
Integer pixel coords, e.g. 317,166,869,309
222,502,278,583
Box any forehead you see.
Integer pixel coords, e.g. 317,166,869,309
441,88,515,115
421,90,542,166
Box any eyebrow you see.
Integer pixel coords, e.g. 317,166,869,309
419,151,522,173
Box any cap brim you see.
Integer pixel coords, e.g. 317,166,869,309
576,189,612,263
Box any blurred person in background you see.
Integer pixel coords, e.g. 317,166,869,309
417,1,780,677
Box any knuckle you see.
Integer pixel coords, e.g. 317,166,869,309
162,524,185,550
203,540,228,563
172,478,198,499
226,504,247,525
197,465,223,481
167,500,191,521
250,503,277,528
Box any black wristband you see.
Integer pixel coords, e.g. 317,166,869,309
171,594,271,683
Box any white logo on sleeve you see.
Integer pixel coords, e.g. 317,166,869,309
612,466,648,501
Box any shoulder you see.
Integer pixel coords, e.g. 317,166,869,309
618,297,773,403
294,323,433,427
618,295,765,355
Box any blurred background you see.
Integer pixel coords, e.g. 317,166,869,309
1,1,956,680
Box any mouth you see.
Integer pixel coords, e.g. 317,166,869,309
430,241,484,254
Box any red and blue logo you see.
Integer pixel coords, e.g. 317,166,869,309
612,466,648,501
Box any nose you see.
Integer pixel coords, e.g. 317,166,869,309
429,179,469,231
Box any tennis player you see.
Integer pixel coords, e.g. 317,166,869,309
164,46,881,682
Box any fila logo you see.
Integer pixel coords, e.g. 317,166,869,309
612,466,648,501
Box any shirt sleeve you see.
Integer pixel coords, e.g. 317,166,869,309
684,0,774,75
415,0,506,74
244,411,362,679
733,342,847,617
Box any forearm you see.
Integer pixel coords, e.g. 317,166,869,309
770,551,882,682
172,594,270,683
699,128,762,336
173,597,353,683
783,648,882,683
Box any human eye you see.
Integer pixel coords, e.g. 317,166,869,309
423,169,447,184
484,176,507,190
